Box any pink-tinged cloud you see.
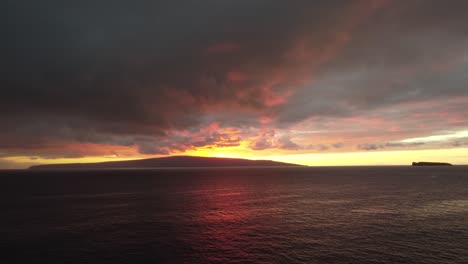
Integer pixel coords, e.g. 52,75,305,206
226,71,248,83
284,96,468,153
259,116,274,125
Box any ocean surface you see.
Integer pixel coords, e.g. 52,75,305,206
1,166,468,263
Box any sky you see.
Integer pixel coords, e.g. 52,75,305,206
2,0,468,168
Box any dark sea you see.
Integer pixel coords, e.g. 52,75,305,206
1,166,468,264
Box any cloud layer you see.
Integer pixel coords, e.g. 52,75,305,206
2,0,468,164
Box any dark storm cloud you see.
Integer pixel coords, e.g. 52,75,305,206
276,0,468,124
1,0,348,153
357,142,426,151
2,0,468,158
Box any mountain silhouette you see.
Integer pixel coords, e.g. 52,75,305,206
29,156,303,169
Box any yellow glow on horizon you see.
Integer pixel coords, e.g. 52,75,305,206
258,147,468,166
183,140,302,159
187,146,468,166
2,147,467,169
184,141,257,158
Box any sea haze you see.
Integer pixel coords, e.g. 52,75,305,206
2,166,468,263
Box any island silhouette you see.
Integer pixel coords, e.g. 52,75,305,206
29,156,303,169
412,162,452,166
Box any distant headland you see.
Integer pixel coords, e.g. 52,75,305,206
412,162,452,166
29,156,303,169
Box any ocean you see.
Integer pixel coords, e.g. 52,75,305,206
1,166,468,263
